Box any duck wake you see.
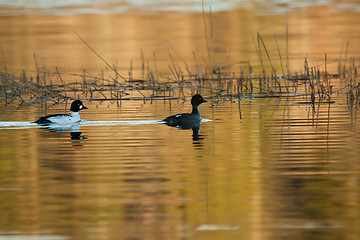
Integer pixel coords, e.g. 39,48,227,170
0,119,211,130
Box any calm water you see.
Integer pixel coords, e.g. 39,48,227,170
1,4,359,77
1,95,360,239
1,1,360,240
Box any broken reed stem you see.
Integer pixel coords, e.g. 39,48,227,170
141,49,145,77
193,52,201,78
153,52,159,82
56,67,67,99
33,53,40,85
274,34,288,94
274,34,285,77
166,40,193,76
251,32,265,76
74,31,145,98
257,32,275,75
304,57,309,98
285,15,291,78
169,52,180,81
82,69,88,99
129,59,133,82
42,68,47,101
168,65,178,83
324,53,332,98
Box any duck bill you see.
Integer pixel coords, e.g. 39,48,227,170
82,105,88,110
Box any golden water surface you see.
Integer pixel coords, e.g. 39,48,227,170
0,3,360,240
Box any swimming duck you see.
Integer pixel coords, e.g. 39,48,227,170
34,100,88,125
163,94,207,128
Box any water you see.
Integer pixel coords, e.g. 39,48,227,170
1,5,359,78
1,1,360,240
1,96,360,239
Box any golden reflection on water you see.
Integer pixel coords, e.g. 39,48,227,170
0,4,360,240
1,94,360,239
0,7,359,79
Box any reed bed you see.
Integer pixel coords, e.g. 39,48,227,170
0,4,359,105
0,35,358,105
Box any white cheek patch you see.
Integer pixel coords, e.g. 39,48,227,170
79,105,83,109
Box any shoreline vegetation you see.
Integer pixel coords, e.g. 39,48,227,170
0,0,359,108
0,31,358,106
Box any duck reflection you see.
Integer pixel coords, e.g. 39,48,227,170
163,120,204,142
41,122,86,141
70,131,86,140
191,126,202,142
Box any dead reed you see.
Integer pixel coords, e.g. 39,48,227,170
0,31,358,105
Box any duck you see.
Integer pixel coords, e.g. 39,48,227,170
163,94,207,128
34,100,88,125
